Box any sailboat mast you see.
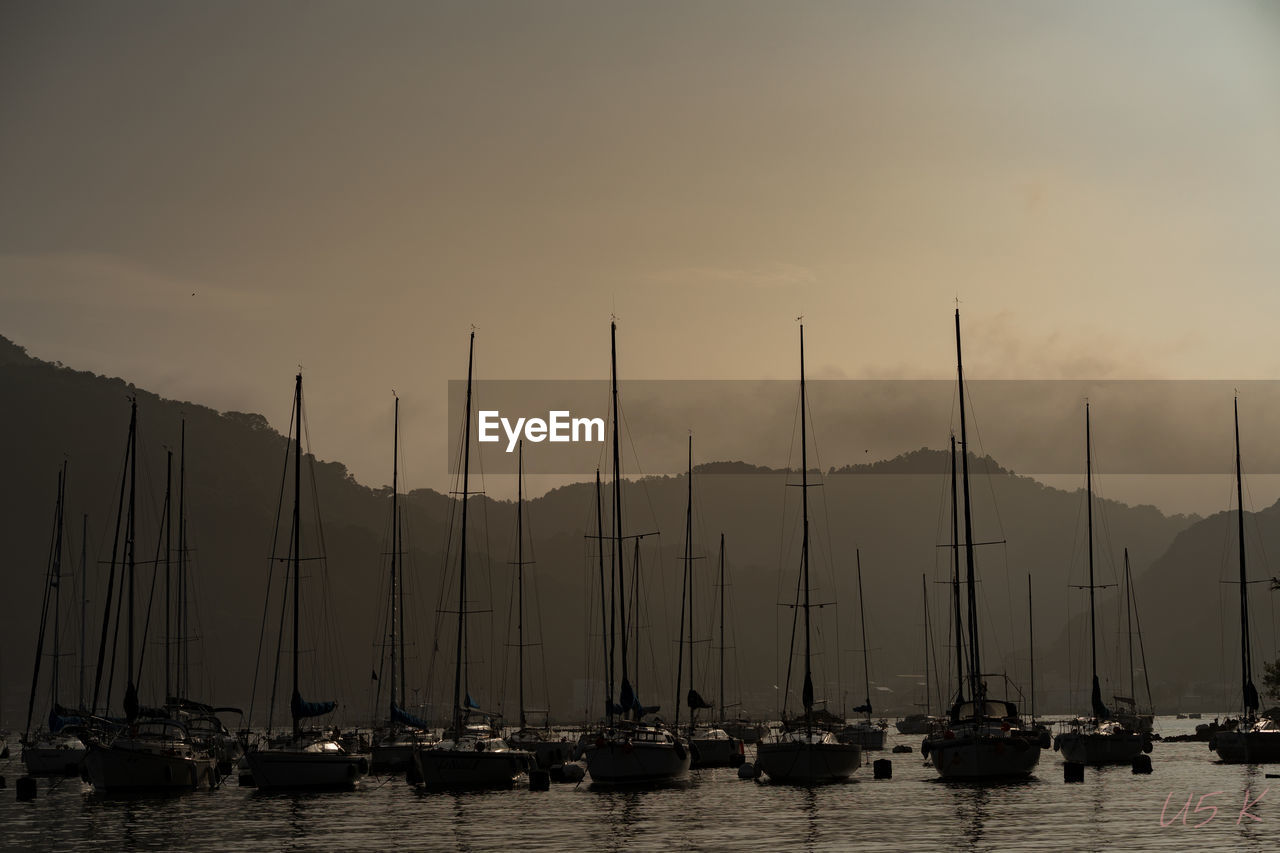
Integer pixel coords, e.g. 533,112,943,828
1234,397,1258,719
1085,402,1102,717
390,395,399,712
799,325,813,726
26,467,63,740
719,533,726,722
51,464,66,716
1028,574,1035,722
92,394,135,712
454,332,475,734
595,469,611,722
856,550,871,721
949,434,964,706
921,574,931,716
1124,550,1134,714
1125,548,1155,711
164,449,173,703
611,321,630,719
126,397,138,712
632,539,642,707
675,438,691,732
954,310,981,704
178,419,187,702
517,439,526,729
79,512,87,711
292,373,302,739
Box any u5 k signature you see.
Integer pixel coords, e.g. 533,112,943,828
1160,788,1268,827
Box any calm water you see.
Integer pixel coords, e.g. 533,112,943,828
3,718,1279,852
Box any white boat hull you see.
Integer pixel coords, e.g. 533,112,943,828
756,739,861,784
246,748,367,790
925,733,1040,779
583,739,691,785
1056,731,1145,765
84,745,218,792
413,746,531,788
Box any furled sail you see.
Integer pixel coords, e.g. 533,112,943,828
687,689,713,710
1090,676,1110,720
291,688,336,720
391,701,430,729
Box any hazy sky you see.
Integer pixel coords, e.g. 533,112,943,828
3,1,1279,514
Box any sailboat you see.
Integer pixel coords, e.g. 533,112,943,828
1055,403,1147,765
21,463,89,776
411,332,533,788
1211,397,1280,763
921,311,1042,780
709,535,762,748
370,395,433,771
754,324,861,785
580,321,691,786
1110,549,1154,734
83,399,219,792
896,575,940,735
244,374,367,791
678,441,745,769
837,552,886,751
504,440,575,771
164,423,244,775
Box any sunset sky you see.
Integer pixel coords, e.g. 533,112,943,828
3,1,1279,513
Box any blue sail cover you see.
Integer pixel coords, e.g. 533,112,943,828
49,709,83,732
631,693,660,716
291,688,337,721
391,702,430,729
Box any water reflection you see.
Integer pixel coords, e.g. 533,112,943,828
800,787,819,851
953,784,989,850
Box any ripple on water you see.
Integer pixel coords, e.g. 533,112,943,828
2,728,1279,852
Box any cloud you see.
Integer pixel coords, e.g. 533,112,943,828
646,263,817,289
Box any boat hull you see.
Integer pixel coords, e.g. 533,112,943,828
84,745,218,792
1056,731,1145,765
690,736,743,768
22,743,88,776
505,737,575,770
838,725,886,751
1212,730,1280,764
925,734,1040,780
413,746,531,788
370,741,415,771
583,740,691,785
755,740,861,784
896,715,938,735
246,748,367,791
